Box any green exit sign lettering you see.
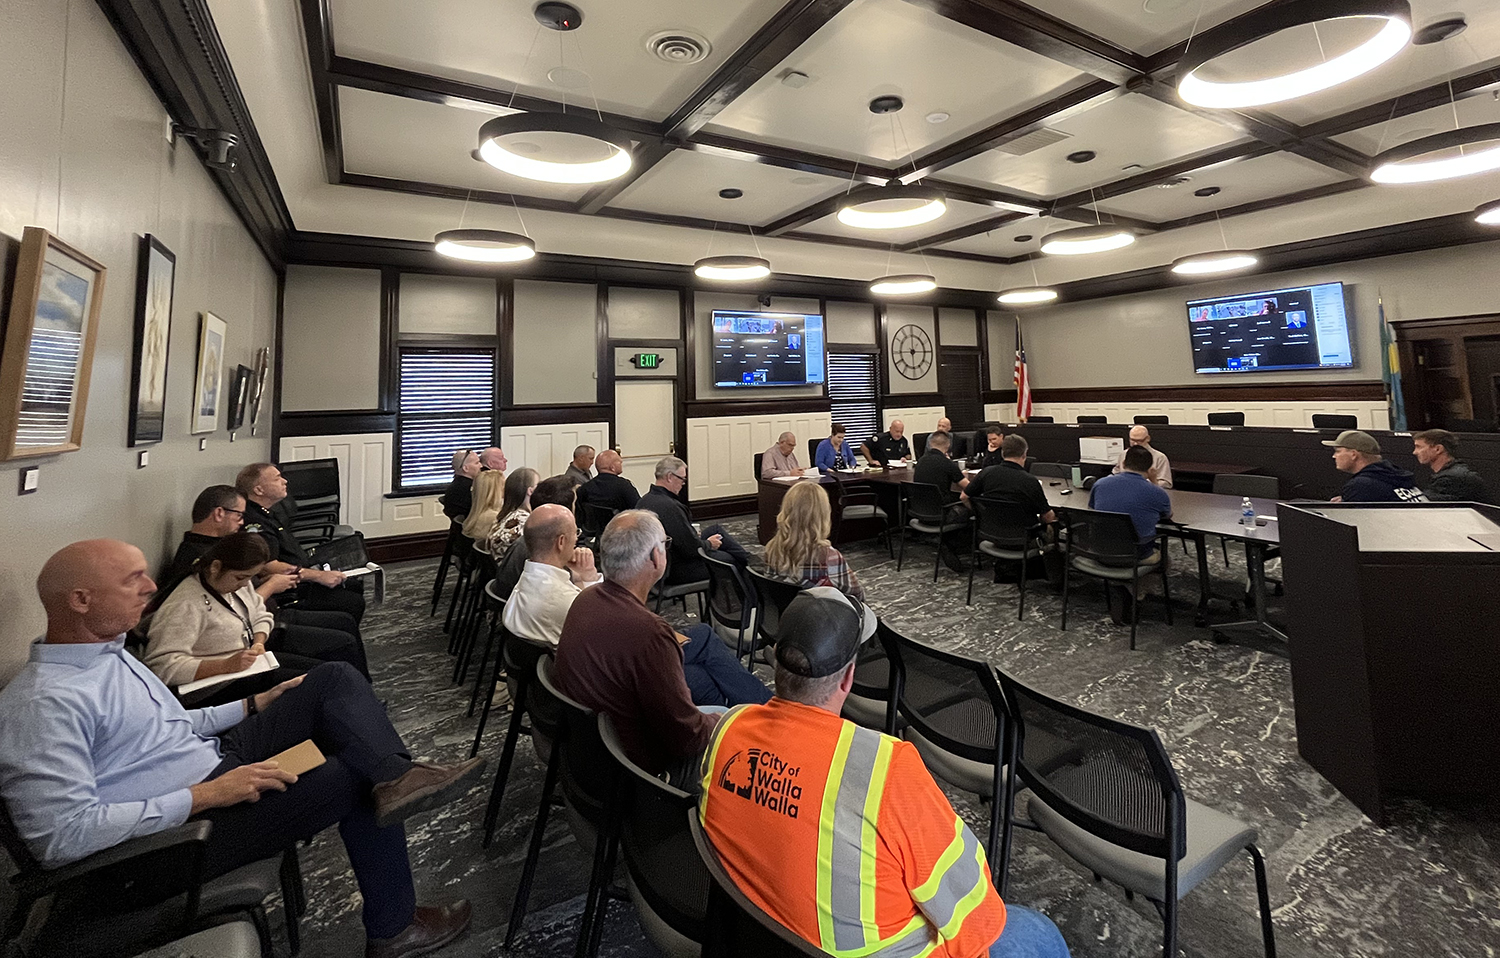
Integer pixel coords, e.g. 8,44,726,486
631,352,663,369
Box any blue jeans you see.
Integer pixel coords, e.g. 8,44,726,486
990,905,1071,958
681,624,772,707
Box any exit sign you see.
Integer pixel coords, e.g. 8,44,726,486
632,352,663,369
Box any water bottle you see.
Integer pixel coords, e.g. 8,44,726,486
1240,497,1257,528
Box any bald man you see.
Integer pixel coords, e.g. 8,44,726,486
577,449,641,513
0,540,483,957
760,431,802,478
503,504,601,646
863,419,912,465
1111,425,1173,488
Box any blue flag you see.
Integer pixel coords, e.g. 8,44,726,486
1379,299,1407,431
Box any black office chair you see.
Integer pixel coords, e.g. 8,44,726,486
827,470,891,554
806,438,821,464
912,431,931,457
577,502,618,542
968,498,1047,613
650,549,709,617
1449,417,1498,432
599,714,707,958
996,670,1276,958
430,520,465,616
897,483,971,581
1211,473,1283,575
479,631,554,838
746,567,804,651
840,619,903,734
1077,415,1108,424
701,548,761,663
752,452,764,481
1059,508,1172,650
688,814,826,958
277,458,350,546
1030,461,1072,480
1311,414,1358,429
1207,412,1245,426
1134,415,1169,425
1027,415,1055,423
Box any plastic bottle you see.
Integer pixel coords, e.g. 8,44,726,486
1241,496,1257,528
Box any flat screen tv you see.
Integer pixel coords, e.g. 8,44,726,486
1187,281,1354,374
711,310,825,387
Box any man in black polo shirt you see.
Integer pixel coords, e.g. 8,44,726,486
862,419,912,465
237,462,366,622
966,426,1005,470
576,450,641,514
912,432,970,571
965,434,1055,525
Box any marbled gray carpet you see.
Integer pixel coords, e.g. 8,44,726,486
274,516,1500,958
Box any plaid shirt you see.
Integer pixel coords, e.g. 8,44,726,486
787,545,864,601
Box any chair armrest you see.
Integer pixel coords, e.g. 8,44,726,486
12,820,212,903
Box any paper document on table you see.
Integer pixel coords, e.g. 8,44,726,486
177,651,280,696
342,562,380,578
772,475,806,483
837,468,864,474
886,460,906,468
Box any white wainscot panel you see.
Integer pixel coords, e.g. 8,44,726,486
687,411,832,502
882,406,946,432
279,433,450,540
500,422,610,481
983,401,1390,430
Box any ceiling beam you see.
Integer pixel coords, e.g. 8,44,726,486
1152,179,1369,232
576,138,676,215
661,0,857,141
895,211,1028,251
1045,141,1277,213
900,0,1144,84
1298,60,1500,141
899,79,1123,182
685,132,896,186
763,195,852,236
296,0,343,185
340,172,580,214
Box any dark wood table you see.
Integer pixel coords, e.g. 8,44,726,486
756,473,890,545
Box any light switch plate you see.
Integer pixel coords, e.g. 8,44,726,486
138,450,149,468
199,438,207,451
19,467,39,495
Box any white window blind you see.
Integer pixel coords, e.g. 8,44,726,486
397,347,495,489
827,353,879,445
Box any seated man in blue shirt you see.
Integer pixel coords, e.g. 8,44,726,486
1087,446,1173,623
815,422,860,473
0,539,487,958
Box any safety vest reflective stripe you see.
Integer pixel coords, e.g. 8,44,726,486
910,817,990,941
698,705,752,816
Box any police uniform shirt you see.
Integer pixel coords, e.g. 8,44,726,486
967,461,1050,521
241,499,311,566
866,431,912,463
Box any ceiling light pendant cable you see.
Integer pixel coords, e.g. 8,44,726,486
869,241,936,296
695,222,771,281
1172,209,1259,275
434,189,538,263
839,97,948,230
997,256,1058,306
1176,0,1412,109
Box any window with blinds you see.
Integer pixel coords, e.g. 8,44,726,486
826,352,880,445
397,346,496,490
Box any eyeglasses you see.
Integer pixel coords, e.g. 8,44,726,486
670,472,687,483
659,536,672,550
223,508,245,516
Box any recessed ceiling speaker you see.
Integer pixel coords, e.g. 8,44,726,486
647,31,712,64
869,96,905,114
534,2,583,30
1194,186,1222,197
1014,234,1034,242
1066,150,1096,164
718,188,743,199
1413,15,1466,44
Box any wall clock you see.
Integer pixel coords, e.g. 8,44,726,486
891,323,934,381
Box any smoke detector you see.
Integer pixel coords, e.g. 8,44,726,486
647,31,711,64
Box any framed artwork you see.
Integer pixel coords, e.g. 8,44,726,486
248,345,269,429
128,234,176,445
0,227,107,461
191,312,227,434
227,363,252,430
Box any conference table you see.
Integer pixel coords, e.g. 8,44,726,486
758,464,1285,638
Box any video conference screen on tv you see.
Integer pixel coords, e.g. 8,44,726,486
711,310,826,387
1187,282,1354,374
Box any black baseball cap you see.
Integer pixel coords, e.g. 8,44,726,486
774,588,869,678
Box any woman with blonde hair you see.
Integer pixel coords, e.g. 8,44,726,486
461,468,506,540
487,467,539,557
764,480,864,601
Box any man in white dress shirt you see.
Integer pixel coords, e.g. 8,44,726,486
502,504,601,645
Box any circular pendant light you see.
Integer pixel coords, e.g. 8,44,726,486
1475,199,1500,225
434,229,537,263
694,256,772,281
1040,225,1135,255
837,186,947,230
1369,124,1500,184
1177,0,1412,109
477,113,633,184
996,286,1059,306
1171,250,1260,275
869,274,937,296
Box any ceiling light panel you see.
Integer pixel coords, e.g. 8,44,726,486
1089,153,1352,222
325,0,788,120
337,87,593,201
799,197,1004,244
942,93,1246,196
606,150,849,226
702,0,1086,164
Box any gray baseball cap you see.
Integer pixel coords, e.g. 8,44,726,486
1321,430,1380,455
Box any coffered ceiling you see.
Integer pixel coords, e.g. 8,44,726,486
197,0,1500,294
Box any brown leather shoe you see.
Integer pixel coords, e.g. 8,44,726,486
372,757,486,828
366,900,472,958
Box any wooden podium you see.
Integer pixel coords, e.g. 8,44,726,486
1279,502,1500,822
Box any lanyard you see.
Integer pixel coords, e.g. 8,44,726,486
198,572,257,649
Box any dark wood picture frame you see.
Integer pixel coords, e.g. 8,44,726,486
0,227,107,460
129,233,176,446
227,363,252,430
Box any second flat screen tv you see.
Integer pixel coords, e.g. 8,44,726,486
1187,281,1354,374
711,310,826,387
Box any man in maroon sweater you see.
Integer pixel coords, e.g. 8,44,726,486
555,510,717,781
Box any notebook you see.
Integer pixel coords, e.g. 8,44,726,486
176,651,280,696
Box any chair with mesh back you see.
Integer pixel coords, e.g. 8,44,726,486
1077,415,1108,424
1211,474,1283,575
701,548,760,662
578,502,618,542
746,567,804,651
1207,412,1245,426
839,619,903,734
1059,508,1171,650
599,714,706,958
897,483,971,581
968,497,1047,613
1134,415,1169,425
688,814,825,958
996,670,1276,958
1030,462,1071,480
887,627,1014,885
430,520,465,616
479,631,554,839
650,548,710,617
827,471,890,554
1311,413,1357,429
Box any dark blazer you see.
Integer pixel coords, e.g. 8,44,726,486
638,486,707,584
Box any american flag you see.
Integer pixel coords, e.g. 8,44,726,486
1014,320,1032,422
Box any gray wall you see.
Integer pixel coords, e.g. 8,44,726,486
513,279,597,405
826,300,877,345
282,265,380,410
0,0,278,681
399,273,497,337
938,307,978,347
607,287,679,340
886,304,939,393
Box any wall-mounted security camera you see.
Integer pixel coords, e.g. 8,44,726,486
173,125,240,172
757,293,772,308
